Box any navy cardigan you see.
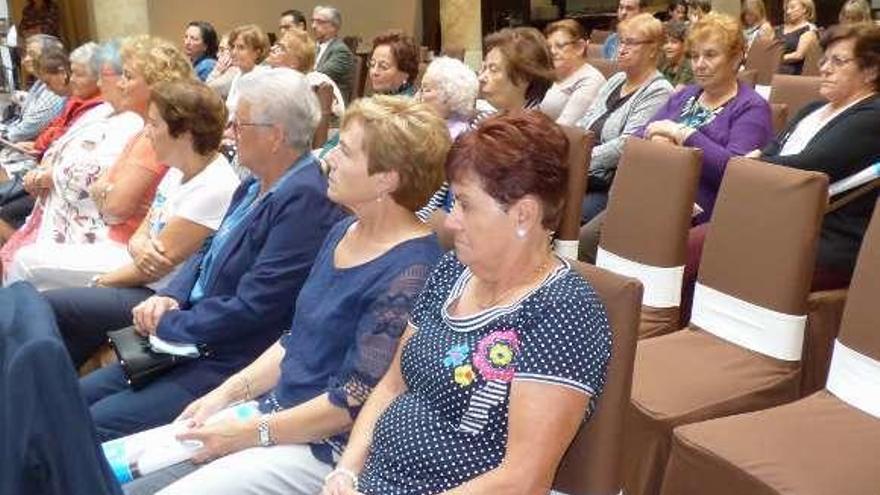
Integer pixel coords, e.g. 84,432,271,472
156,153,345,393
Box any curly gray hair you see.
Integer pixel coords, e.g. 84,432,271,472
421,56,478,120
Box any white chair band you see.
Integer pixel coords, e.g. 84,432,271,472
554,239,579,261
690,283,806,361
596,247,683,308
826,339,880,419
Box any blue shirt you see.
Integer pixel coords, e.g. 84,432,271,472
192,56,217,82
603,32,619,60
259,216,443,465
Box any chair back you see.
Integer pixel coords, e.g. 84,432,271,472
769,74,824,122
744,36,784,85
556,126,595,259
590,29,612,44
737,68,759,88
587,58,619,79
554,262,642,495
351,55,366,100
692,158,827,362
587,43,604,59
800,38,823,77
598,137,702,337
770,103,789,135
312,83,334,149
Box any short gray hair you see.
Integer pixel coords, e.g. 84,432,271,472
313,5,342,28
422,56,478,120
237,68,320,151
97,39,124,75
70,42,101,79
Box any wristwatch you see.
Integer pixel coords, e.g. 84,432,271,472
257,416,274,447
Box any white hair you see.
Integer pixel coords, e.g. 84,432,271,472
237,68,321,151
313,5,342,28
422,56,479,120
69,42,101,78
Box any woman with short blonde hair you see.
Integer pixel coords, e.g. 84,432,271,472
225,24,270,118
741,0,774,48
266,29,345,119
839,0,873,25
777,0,819,74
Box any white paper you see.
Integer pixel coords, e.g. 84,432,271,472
148,335,200,357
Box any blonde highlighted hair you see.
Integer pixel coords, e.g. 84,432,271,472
120,36,194,86
341,95,450,212
277,29,317,71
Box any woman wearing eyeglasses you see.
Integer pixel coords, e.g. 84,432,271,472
750,24,880,289
540,19,606,126
367,30,419,97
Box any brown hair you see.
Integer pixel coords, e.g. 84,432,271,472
741,0,768,24
370,30,420,84
445,110,569,230
151,80,227,155
484,27,556,106
229,24,270,62
822,23,880,91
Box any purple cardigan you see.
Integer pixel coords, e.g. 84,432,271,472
638,82,772,223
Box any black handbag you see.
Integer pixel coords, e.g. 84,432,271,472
107,326,202,390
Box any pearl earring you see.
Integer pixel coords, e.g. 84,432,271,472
516,228,526,239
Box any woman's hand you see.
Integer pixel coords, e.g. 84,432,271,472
134,239,175,279
321,472,364,495
745,149,762,159
22,169,52,194
132,295,180,336
176,418,255,464
645,120,692,145
177,386,236,428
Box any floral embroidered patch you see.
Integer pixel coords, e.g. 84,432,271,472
473,330,520,382
443,343,470,368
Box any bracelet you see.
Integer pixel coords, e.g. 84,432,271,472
324,467,359,490
236,374,252,401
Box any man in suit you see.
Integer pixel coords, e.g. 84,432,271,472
311,5,356,101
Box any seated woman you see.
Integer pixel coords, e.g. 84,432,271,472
688,0,713,23
750,24,880,290
667,0,688,22
742,0,775,49
540,19,606,126
0,42,105,242
183,21,219,82
643,13,773,224
322,110,612,494
3,36,196,289
367,30,420,97
776,0,819,75
418,56,479,139
205,33,240,100
44,79,240,367
576,13,672,226
839,0,874,26
80,68,345,442
225,24,270,120
266,28,345,119
121,95,449,495
660,20,694,88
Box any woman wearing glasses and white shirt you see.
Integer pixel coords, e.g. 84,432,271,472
540,19,606,126
748,24,880,290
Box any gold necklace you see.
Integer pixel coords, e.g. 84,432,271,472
473,254,554,310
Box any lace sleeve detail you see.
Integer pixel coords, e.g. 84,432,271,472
327,263,433,417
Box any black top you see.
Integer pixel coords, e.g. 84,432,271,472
762,94,880,275
775,25,812,75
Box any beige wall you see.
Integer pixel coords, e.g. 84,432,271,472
148,0,421,51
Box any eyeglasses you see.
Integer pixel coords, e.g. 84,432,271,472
231,120,274,135
619,37,654,47
819,55,855,70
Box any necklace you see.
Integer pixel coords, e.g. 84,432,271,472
473,254,555,310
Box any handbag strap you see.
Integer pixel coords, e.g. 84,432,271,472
826,178,880,214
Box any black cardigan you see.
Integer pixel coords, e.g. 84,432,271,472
762,94,880,275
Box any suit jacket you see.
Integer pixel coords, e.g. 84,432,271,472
157,153,346,393
762,94,880,274
316,37,356,102
0,282,122,495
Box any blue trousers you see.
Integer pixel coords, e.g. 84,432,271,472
80,364,198,442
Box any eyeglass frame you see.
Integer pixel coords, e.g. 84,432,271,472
818,54,856,70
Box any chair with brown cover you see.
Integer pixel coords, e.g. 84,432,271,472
350,55,366,101
596,138,701,339
587,58,619,80
587,43,604,59
768,74,824,122
800,37,824,77
590,29,612,45
555,126,595,260
736,68,758,88
554,262,643,495
770,102,789,135
312,83,334,149
744,36,784,86
660,199,880,495
622,157,828,495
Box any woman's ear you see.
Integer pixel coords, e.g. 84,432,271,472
509,194,543,235
376,169,401,198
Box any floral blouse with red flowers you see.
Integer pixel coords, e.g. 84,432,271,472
358,252,612,494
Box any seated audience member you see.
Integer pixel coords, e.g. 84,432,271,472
576,13,672,225
751,24,880,289
540,19,607,125
3,36,194,289
839,0,873,26
776,0,819,75
418,56,479,139
0,34,66,145
225,24,270,120
0,42,104,243
120,94,449,495
643,13,772,224
368,30,419,97
478,27,556,113
660,20,694,88
79,68,345,443
742,0,775,49
688,0,713,23
667,0,688,23
44,80,240,367
278,9,308,34
604,0,646,60
267,28,345,119
183,21,218,82
312,5,355,102
205,34,240,99
322,110,612,495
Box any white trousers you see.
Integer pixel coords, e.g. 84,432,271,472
5,241,130,290
157,443,331,495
